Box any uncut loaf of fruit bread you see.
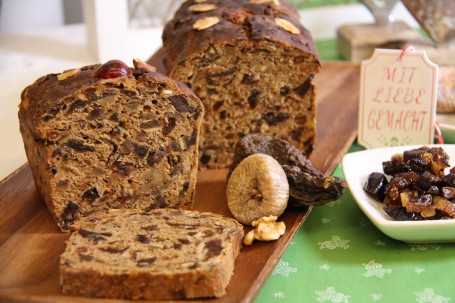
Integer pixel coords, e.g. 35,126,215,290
162,0,321,168
19,60,204,232
60,208,244,300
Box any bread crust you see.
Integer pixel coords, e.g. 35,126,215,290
162,0,320,70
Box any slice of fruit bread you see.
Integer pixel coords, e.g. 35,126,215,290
60,208,244,300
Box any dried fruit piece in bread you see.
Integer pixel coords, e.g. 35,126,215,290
60,208,244,300
19,60,204,231
162,0,321,168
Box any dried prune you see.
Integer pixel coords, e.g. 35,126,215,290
78,253,93,262
212,100,224,111
186,129,198,147
442,173,455,187
363,172,388,202
136,257,156,267
418,171,442,191
162,116,177,135
206,66,237,78
78,229,111,244
82,188,100,203
204,239,223,259
88,107,103,120
135,234,150,244
68,99,92,114
280,86,291,96
178,238,190,245
382,154,411,176
206,67,237,85
200,152,211,165
64,139,95,152
173,243,182,250
113,160,134,176
384,207,424,221
169,94,194,113
99,244,130,253
294,78,312,96
60,201,80,230
109,113,119,122
248,89,261,109
134,143,149,158
51,167,58,176
179,182,190,197
264,112,290,125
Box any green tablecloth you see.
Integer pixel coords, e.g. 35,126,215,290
256,143,455,302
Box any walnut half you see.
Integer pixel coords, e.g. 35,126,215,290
243,215,286,246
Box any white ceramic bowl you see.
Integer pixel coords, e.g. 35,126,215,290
342,144,455,243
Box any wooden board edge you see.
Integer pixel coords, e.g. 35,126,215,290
0,163,29,188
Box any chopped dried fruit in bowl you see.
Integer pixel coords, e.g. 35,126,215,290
363,146,455,221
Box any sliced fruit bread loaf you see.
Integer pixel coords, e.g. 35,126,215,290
19,60,204,231
60,208,244,300
162,0,321,168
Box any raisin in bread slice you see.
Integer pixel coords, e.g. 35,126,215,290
19,60,204,231
60,208,244,300
162,0,321,168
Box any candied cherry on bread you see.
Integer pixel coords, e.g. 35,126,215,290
95,60,132,79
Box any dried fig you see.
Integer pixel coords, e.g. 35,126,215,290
226,153,289,225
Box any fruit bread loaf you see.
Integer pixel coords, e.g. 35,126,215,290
19,59,204,231
60,208,244,300
162,0,321,168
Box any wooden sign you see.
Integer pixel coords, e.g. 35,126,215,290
358,47,439,149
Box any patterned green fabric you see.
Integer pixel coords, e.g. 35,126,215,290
256,143,454,303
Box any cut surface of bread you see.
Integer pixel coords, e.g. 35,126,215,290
60,208,244,300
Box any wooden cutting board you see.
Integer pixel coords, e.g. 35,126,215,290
0,61,359,303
